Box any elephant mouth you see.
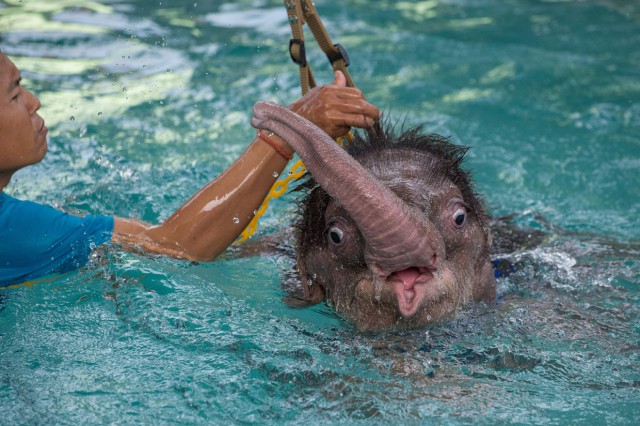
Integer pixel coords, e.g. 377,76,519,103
387,267,439,317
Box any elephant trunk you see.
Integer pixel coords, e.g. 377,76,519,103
251,102,444,277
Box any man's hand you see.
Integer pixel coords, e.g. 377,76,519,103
288,71,380,139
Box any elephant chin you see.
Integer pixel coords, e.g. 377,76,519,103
349,265,464,327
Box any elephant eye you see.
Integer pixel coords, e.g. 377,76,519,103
453,207,466,227
328,226,345,246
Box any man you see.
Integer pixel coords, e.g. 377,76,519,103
0,51,380,286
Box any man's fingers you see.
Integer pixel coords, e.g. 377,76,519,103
331,100,381,122
332,86,365,100
351,115,376,129
326,88,381,120
364,116,376,128
332,70,347,87
360,102,382,121
327,110,378,131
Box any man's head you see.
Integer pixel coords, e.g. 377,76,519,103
0,51,48,189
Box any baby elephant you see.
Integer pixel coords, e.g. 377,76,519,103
252,102,496,331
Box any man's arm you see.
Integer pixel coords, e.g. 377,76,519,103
111,71,379,261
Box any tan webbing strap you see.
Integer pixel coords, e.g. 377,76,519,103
284,0,354,94
285,0,314,95
299,0,355,88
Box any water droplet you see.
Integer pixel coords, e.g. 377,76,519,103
69,116,75,121
373,275,383,301
233,217,240,224
97,112,102,116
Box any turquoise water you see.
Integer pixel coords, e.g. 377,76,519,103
1,0,639,423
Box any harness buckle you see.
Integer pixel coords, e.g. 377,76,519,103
289,39,307,67
328,43,350,67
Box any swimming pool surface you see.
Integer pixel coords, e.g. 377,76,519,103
1,0,638,423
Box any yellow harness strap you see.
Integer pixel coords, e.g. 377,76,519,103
238,0,355,242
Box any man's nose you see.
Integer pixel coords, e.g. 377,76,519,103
23,87,41,114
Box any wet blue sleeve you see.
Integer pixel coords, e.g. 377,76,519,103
0,193,114,287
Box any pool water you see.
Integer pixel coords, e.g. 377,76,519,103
1,0,639,423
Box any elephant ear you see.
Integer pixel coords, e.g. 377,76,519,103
281,255,325,308
473,231,496,303
473,263,496,303
299,254,326,304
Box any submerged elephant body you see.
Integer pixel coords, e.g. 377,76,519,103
251,103,495,330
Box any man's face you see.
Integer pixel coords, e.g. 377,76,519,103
0,52,47,182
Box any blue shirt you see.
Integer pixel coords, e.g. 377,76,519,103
0,192,114,287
